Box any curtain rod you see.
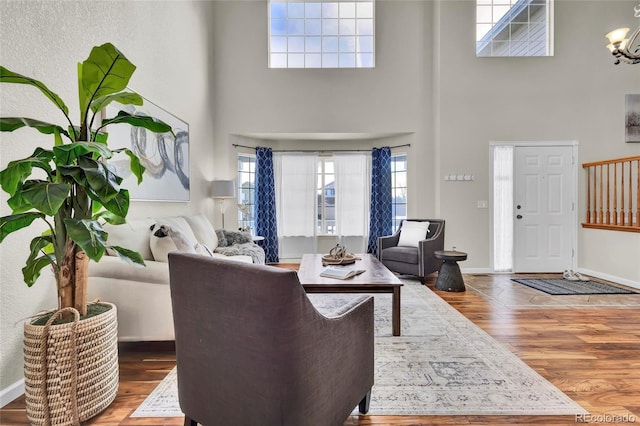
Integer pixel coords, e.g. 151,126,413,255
232,143,411,153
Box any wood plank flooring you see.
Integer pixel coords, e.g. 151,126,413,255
2,272,640,425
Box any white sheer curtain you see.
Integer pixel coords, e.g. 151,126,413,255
274,153,317,237
493,145,513,272
334,153,370,252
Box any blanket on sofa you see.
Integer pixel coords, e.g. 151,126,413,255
215,230,265,265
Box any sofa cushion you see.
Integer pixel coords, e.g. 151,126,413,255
89,256,169,285
380,246,419,264
103,218,156,261
398,221,430,248
183,215,218,250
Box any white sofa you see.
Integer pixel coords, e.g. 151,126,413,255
87,214,254,342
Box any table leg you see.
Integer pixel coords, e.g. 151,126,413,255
392,286,401,336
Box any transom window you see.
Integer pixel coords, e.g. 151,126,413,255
269,0,375,68
476,0,553,57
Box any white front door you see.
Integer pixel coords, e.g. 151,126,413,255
513,146,575,272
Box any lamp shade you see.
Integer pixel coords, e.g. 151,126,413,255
605,27,630,44
211,180,236,198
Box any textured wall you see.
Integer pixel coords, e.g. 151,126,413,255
0,0,213,400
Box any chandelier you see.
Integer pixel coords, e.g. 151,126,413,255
605,5,640,64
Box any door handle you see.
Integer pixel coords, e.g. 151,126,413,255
516,214,523,219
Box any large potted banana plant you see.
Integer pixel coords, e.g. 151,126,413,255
0,43,172,426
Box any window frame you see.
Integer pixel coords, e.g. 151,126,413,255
268,0,376,69
476,0,554,57
237,154,257,233
391,153,407,232
316,156,336,235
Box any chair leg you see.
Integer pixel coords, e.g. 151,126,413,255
358,389,372,414
184,416,198,426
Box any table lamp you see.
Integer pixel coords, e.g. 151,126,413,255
211,180,235,229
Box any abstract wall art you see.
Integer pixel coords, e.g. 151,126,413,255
105,97,190,201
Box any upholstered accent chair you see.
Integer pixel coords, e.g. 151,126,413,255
168,253,375,426
377,219,445,283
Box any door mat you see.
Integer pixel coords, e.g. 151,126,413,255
511,278,639,295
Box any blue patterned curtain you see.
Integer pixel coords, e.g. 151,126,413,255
255,147,279,263
367,147,392,254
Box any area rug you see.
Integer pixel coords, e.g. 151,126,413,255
512,278,638,295
132,280,586,417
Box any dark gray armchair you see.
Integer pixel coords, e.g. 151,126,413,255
168,253,374,426
377,219,445,283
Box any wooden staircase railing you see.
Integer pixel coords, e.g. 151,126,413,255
582,155,640,233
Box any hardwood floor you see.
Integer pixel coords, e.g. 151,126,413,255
2,272,640,425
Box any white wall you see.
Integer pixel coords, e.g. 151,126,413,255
435,0,640,279
208,0,435,223
0,0,214,403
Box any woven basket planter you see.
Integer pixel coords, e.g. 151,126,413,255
23,303,119,426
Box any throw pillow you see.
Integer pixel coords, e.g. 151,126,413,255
183,215,218,251
150,229,178,262
397,221,430,248
150,222,212,262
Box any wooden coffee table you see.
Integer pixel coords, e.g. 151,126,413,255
298,254,403,336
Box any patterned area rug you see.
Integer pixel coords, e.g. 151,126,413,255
132,280,586,417
512,278,638,295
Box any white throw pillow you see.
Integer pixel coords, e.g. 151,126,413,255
150,217,198,262
397,221,430,248
150,231,179,263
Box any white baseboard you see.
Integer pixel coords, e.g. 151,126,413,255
1,378,24,408
461,267,493,274
577,268,640,290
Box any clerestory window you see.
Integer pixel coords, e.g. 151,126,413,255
476,0,554,57
269,0,375,68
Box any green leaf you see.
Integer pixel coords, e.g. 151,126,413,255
22,256,53,287
25,235,54,268
124,149,145,184
0,147,54,195
94,210,126,225
21,181,70,216
79,43,136,125
100,189,129,218
0,117,68,138
7,190,33,214
0,66,69,115
53,142,113,165
101,110,173,135
64,218,107,262
0,212,45,243
72,185,92,220
91,92,143,114
107,246,145,267
77,156,122,202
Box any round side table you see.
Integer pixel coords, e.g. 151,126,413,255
434,250,468,292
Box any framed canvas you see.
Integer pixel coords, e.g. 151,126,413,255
105,97,190,201
626,94,640,143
